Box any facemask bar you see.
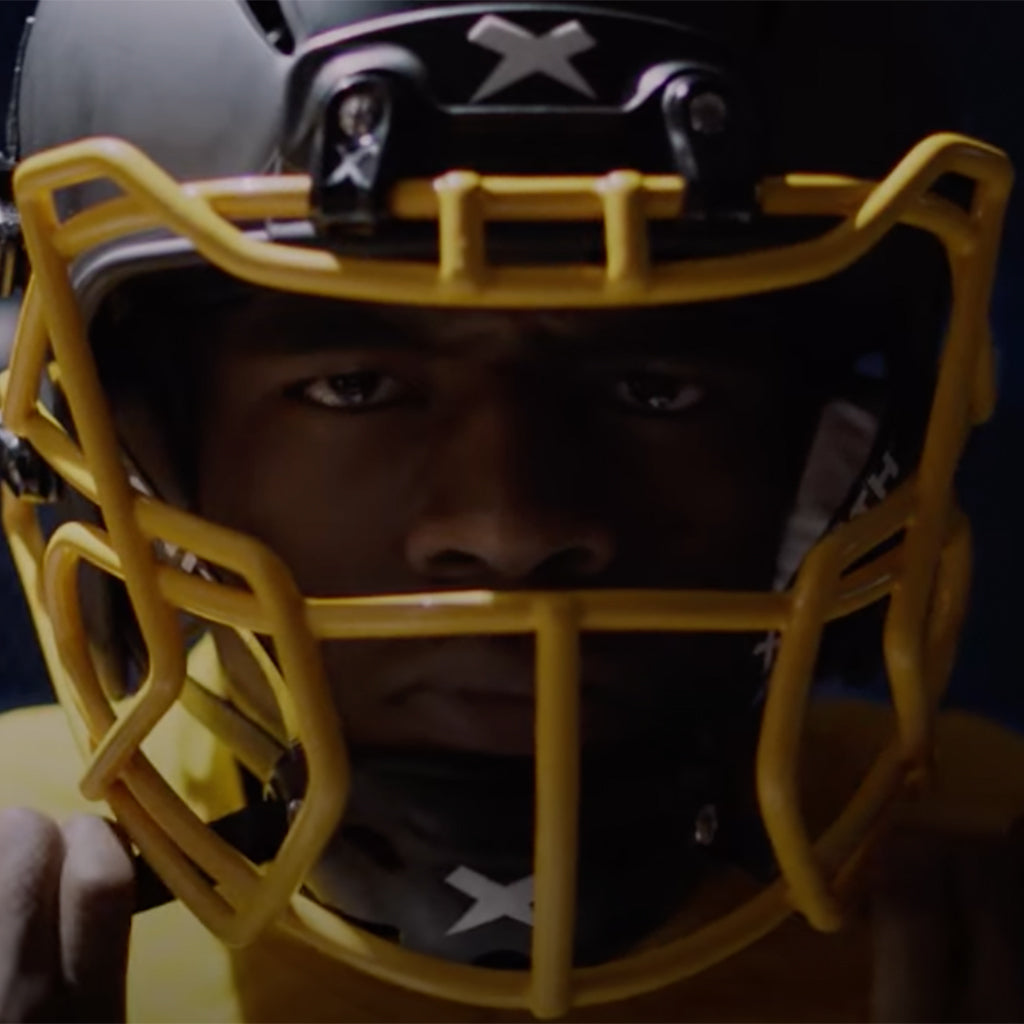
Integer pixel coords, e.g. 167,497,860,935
0,132,1011,1017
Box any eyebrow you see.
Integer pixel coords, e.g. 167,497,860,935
214,296,433,355
210,291,786,365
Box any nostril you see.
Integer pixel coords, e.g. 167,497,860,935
426,549,486,579
408,514,615,584
533,545,607,584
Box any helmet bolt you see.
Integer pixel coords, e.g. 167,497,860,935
693,803,719,847
689,91,729,135
338,87,385,142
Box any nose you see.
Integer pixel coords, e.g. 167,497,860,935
405,386,614,585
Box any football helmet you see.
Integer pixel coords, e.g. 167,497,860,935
0,1,1012,1016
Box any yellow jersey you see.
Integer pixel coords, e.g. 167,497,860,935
1,663,1023,1022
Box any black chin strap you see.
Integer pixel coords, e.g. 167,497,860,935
132,792,288,914
133,728,774,967
293,745,746,966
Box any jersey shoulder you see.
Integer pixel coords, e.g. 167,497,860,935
806,697,1024,830
3,692,1023,1021
0,702,91,815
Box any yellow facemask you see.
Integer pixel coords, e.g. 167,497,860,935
0,124,1011,1016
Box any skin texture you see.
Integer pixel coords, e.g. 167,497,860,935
2,292,1022,1021
189,296,819,754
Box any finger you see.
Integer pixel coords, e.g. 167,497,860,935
58,816,134,1024
0,807,65,1022
869,828,957,1023
952,831,1024,1022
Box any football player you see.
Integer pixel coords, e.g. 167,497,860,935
0,1,1022,1021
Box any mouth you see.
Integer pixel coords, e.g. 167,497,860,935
324,633,757,757
386,685,540,756
382,674,690,757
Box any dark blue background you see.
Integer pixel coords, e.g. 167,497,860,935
924,4,1024,729
0,3,1022,723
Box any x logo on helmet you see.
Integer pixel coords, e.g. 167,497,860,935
467,15,597,102
445,866,535,935
325,140,381,189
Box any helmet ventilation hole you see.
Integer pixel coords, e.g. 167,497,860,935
243,0,295,55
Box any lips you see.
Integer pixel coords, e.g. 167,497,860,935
376,641,689,756
399,685,683,757
322,632,754,756
385,685,539,756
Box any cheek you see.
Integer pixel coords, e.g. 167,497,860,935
607,412,803,587
196,397,426,595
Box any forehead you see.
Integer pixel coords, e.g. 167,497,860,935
110,276,808,369
94,217,947,369
210,293,751,359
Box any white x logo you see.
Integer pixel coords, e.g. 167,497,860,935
468,15,596,102
445,866,534,935
325,140,381,189
850,450,900,517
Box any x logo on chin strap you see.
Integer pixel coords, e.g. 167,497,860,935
445,866,534,935
468,15,597,102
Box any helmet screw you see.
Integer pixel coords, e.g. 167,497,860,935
0,424,60,502
688,91,729,135
338,85,386,142
694,803,718,847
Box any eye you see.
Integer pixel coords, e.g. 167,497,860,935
611,371,706,415
293,370,406,411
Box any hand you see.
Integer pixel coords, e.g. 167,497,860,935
870,821,1024,1022
0,808,133,1023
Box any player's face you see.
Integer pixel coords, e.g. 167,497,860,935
173,292,821,757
